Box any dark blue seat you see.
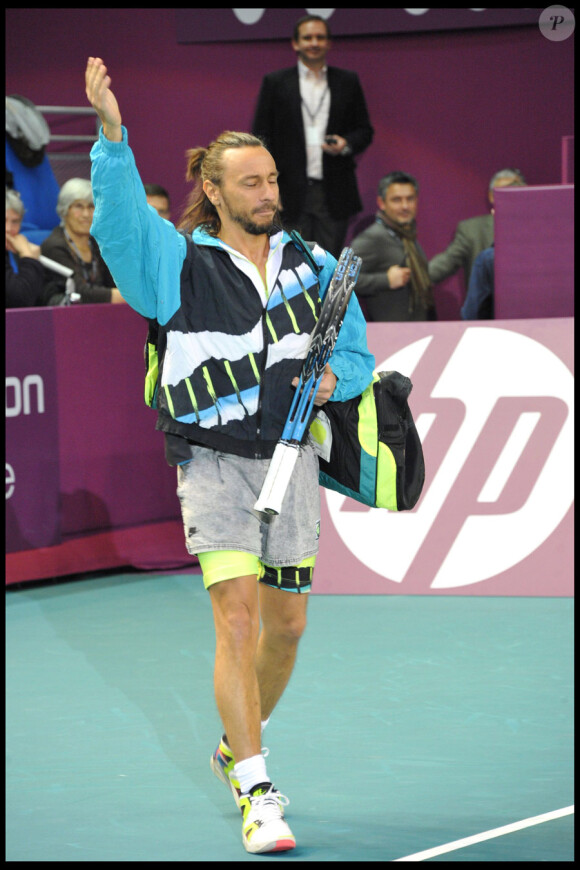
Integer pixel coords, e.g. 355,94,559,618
6,138,60,235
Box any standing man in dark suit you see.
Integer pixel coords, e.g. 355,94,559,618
252,14,374,258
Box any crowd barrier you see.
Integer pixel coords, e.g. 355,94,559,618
494,184,574,319
6,305,196,585
6,307,573,595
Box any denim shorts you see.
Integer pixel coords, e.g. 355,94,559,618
176,443,321,569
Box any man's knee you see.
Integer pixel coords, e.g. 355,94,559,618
281,610,307,643
259,588,309,644
263,611,307,646
220,602,259,646
210,581,259,650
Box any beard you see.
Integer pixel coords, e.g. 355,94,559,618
222,195,279,236
234,213,274,235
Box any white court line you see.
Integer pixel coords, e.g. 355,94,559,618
393,805,574,861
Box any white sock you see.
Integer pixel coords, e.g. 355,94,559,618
234,753,269,795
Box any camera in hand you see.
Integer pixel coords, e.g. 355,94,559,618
324,136,338,145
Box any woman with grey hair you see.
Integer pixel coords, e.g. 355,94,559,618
6,187,45,307
40,177,124,305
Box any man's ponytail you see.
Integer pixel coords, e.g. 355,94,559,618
179,146,219,235
178,131,266,236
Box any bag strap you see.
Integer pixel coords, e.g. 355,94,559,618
289,229,323,276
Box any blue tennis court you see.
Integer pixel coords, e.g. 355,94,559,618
6,570,573,861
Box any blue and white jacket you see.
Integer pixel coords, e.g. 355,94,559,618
90,127,374,460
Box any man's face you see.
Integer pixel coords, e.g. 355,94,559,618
378,183,418,227
216,147,280,236
146,195,171,221
292,20,330,67
6,208,22,238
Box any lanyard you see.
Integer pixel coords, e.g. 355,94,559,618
64,228,97,283
301,85,328,125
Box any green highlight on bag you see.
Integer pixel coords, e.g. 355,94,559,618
144,339,159,408
314,370,425,511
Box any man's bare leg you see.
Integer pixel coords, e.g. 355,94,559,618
208,575,262,763
256,583,309,720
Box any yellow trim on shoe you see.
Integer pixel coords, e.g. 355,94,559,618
240,785,295,854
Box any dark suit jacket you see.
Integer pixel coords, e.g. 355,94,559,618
252,66,373,222
350,216,432,322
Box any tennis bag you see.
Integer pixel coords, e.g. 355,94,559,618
311,370,425,511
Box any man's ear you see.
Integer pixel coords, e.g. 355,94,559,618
203,179,220,207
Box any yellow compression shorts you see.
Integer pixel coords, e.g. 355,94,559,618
197,550,316,593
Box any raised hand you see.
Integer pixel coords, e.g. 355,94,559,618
85,57,122,142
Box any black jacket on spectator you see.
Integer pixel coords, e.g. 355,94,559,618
6,251,45,308
41,225,115,305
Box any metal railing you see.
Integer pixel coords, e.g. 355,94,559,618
36,105,100,143
36,106,100,185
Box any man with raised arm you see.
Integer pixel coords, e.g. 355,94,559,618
85,57,374,855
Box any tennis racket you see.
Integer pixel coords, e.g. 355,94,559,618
254,246,362,516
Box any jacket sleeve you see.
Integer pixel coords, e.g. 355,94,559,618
316,251,375,401
252,75,275,145
351,223,409,297
428,222,471,284
341,73,374,156
461,247,494,320
90,126,186,324
350,228,391,297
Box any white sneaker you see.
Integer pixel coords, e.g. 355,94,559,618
239,782,296,854
210,739,271,810
210,737,242,808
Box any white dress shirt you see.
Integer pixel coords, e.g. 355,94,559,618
297,59,330,180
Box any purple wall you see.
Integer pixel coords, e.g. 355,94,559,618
494,185,574,319
6,10,574,319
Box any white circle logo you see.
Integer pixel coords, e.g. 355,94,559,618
539,5,575,41
232,9,266,25
325,327,573,589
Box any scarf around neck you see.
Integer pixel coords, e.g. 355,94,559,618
380,213,434,313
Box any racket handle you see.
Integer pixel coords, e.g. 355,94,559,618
254,442,300,516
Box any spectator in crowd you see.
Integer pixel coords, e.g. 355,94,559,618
41,178,125,305
144,183,171,221
428,168,527,289
252,14,374,258
461,245,495,320
5,187,45,308
350,171,435,321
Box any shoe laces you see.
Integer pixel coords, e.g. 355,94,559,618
249,785,290,821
